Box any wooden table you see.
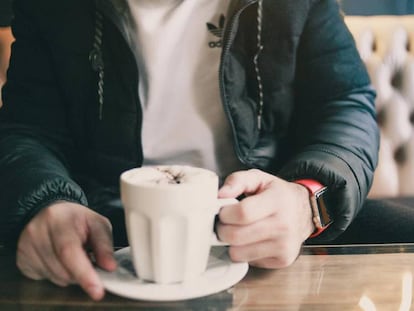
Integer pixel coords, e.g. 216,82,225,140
1,244,414,310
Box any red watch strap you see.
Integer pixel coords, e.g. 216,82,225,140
309,227,326,238
294,179,331,238
294,179,324,193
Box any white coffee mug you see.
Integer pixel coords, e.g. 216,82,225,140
120,165,236,284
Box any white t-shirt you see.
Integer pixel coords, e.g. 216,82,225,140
125,0,244,179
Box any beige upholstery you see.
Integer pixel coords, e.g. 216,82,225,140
345,16,414,198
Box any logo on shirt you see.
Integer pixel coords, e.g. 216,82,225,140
207,14,225,48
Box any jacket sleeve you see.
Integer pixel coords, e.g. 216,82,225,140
278,0,379,242
0,0,88,248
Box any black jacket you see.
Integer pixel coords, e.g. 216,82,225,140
0,0,13,27
0,0,379,247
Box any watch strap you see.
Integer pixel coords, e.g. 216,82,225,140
294,179,331,238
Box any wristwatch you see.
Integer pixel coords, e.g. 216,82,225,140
294,179,333,238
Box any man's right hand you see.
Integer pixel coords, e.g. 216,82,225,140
16,202,117,300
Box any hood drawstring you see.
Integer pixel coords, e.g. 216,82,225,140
253,0,264,131
89,10,105,121
88,3,263,125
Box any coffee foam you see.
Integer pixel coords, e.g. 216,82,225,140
122,165,218,186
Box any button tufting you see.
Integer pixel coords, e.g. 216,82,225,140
345,15,414,198
391,70,404,89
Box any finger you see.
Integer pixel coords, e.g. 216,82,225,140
217,215,279,245
87,217,117,272
218,188,278,225
17,222,61,283
249,251,301,269
25,215,75,286
29,223,78,286
18,244,71,287
219,169,276,198
37,244,73,287
54,237,105,301
228,240,299,268
16,243,47,281
249,258,290,269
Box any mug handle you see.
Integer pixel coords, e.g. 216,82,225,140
211,198,239,246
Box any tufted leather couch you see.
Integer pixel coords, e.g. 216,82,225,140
344,15,414,198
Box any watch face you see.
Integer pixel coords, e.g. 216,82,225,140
315,187,333,227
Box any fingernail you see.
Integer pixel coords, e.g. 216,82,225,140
219,184,232,194
89,285,104,300
107,259,117,271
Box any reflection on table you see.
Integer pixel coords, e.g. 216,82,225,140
1,243,414,310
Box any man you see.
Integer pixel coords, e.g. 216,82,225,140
0,0,378,301
0,0,14,107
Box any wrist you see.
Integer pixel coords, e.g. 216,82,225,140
294,182,315,239
293,179,333,238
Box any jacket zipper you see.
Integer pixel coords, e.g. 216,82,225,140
89,10,105,120
254,0,264,131
219,0,259,166
93,1,143,165
93,0,141,124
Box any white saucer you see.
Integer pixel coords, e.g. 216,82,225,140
96,246,249,301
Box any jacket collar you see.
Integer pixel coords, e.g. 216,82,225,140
93,0,258,51
95,0,257,22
